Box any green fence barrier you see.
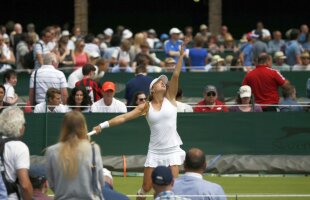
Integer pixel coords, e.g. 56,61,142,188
3,71,310,99
23,113,310,156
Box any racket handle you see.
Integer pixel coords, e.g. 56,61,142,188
87,130,96,136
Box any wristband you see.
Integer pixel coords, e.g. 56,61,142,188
99,121,110,129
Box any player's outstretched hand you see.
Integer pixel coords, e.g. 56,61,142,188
93,125,102,134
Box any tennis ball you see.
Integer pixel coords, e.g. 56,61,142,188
193,0,200,2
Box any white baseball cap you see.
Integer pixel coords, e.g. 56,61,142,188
122,29,133,39
149,75,168,92
239,85,252,98
169,27,181,35
104,28,113,36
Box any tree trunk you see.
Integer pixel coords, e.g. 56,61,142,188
74,0,88,35
209,0,222,36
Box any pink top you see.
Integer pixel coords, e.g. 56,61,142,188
74,53,88,70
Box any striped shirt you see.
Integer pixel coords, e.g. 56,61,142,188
33,40,50,69
29,65,68,104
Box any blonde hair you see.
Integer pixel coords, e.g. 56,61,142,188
58,111,89,178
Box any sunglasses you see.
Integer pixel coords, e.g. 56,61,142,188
206,91,216,97
138,98,146,102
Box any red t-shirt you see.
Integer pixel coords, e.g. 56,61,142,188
194,99,228,112
242,65,286,105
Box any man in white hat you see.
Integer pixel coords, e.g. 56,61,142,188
272,51,290,71
164,27,186,72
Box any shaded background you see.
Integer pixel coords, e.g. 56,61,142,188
1,0,310,38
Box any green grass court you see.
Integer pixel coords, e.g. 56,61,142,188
113,175,310,200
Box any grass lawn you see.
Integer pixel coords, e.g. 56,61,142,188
113,175,310,200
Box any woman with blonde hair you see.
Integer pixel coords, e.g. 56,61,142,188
46,111,104,200
93,45,187,200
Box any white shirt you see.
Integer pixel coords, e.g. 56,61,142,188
3,83,15,103
34,102,67,113
176,101,193,113
111,47,130,63
146,98,183,150
29,65,68,104
292,64,310,71
67,65,103,89
91,98,127,113
3,140,30,200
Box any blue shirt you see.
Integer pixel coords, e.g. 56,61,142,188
279,98,303,112
155,191,190,200
125,74,153,106
189,48,208,70
164,39,186,71
241,43,253,67
172,172,227,200
285,40,302,66
102,183,129,200
0,175,7,199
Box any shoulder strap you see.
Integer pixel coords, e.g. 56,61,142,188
90,142,102,199
33,69,39,106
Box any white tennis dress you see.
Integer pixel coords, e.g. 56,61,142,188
145,97,185,167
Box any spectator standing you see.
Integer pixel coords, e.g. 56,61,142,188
193,85,228,112
252,31,269,63
165,27,186,72
242,53,290,111
229,85,262,112
292,51,310,71
285,29,302,66
57,36,75,70
173,148,226,200
124,65,153,107
268,31,286,54
239,32,256,68
3,69,18,105
29,53,68,106
252,21,271,41
279,84,303,112
75,64,102,103
33,29,52,69
91,81,127,113
0,33,15,72
188,34,208,71
73,39,89,70
111,39,132,67
16,33,34,70
298,24,309,44
0,107,33,200
46,111,104,200
272,51,290,71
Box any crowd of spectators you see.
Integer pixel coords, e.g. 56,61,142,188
0,21,309,114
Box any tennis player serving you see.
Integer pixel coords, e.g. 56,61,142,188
93,44,186,200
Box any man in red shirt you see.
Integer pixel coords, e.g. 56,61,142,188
242,53,290,111
193,85,228,112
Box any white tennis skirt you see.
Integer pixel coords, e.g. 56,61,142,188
144,146,185,168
